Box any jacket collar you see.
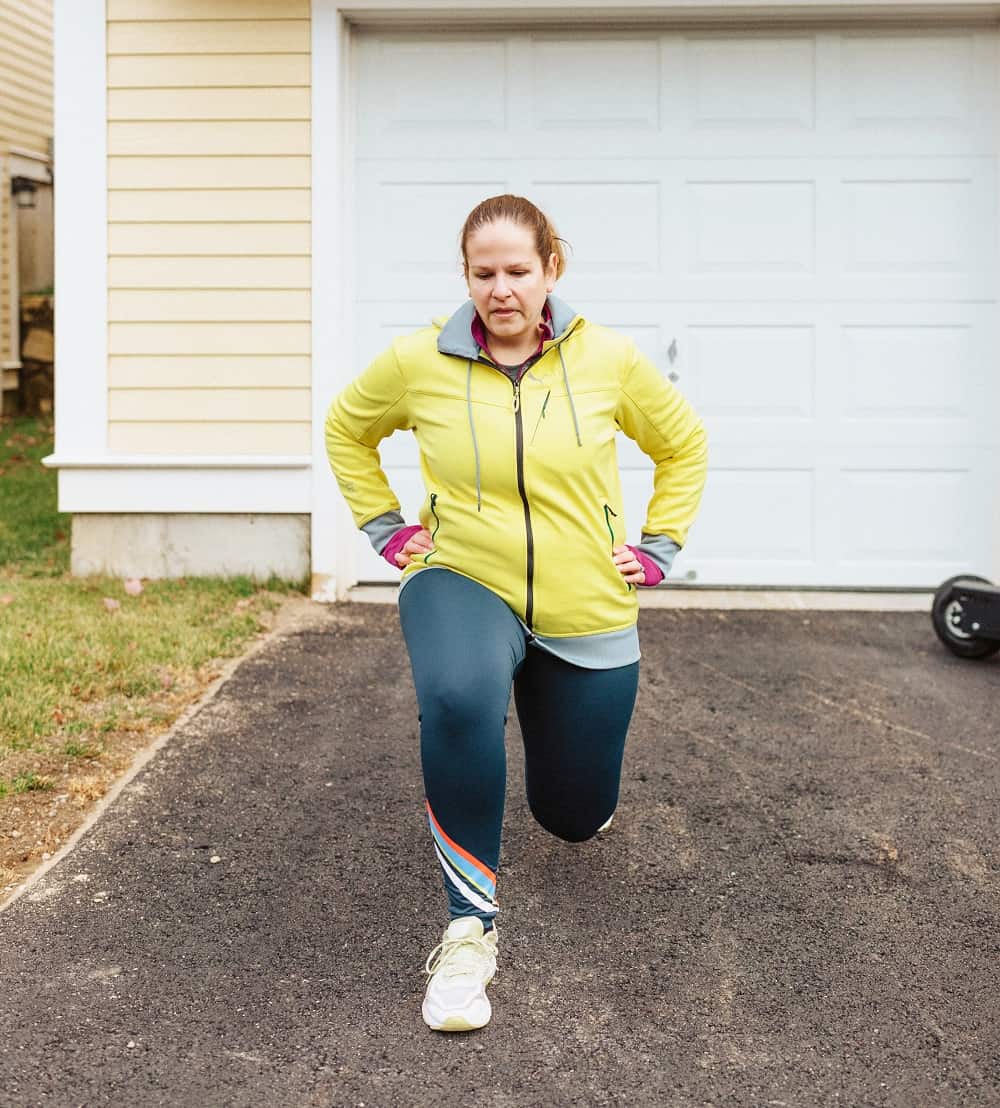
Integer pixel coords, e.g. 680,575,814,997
436,295,580,359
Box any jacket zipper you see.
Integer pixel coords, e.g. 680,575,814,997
512,376,535,630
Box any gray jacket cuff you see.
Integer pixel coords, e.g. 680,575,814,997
635,533,681,582
361,510,407,554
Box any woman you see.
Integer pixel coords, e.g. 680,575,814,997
325,194,707,1032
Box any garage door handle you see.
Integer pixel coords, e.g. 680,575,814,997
666,339,679,381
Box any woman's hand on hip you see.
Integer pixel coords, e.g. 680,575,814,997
395,527,435,567
612,544,645,585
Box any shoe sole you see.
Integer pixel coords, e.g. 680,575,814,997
424,1010,490,1032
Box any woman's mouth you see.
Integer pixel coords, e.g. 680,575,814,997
492,309,517,318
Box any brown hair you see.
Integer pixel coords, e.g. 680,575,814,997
460,194,568,279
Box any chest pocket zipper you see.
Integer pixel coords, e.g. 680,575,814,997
529,390,551,445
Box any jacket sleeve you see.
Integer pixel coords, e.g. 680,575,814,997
324,344,413,528
615,343,708,548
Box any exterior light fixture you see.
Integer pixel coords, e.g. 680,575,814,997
11,177,38,210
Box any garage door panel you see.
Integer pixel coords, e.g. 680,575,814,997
839,31,979,129
837,466,974,566
841,323,972,422
841,178,978,274
355,36,510,148
532,37,661,131
683,35,817,131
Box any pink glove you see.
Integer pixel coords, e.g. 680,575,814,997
382,524,424,569
627,545,664,587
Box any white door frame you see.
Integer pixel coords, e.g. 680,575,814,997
310,0,1000,600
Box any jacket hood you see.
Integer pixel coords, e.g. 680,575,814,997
435,295,580,359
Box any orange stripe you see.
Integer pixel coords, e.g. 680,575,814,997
426,799,497,886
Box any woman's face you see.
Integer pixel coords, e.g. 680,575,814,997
464,220,558,349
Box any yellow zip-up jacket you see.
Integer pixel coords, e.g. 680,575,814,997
325,297,708,639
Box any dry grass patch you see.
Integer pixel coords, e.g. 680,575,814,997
0,575,295,894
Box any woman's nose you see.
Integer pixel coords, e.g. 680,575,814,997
492,275,511,298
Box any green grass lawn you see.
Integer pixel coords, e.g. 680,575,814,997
0,417,70,574
0,416,304,889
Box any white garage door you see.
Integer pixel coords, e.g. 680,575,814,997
351,27,998,587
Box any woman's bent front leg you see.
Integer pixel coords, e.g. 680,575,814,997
398,569,526,929
515,650,639,843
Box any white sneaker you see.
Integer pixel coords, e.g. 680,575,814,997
597,813,614,833
422,917,498,1032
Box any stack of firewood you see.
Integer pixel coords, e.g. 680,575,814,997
18,293,54,416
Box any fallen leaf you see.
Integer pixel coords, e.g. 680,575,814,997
234,598,252,611
159,670,174,690
123,578,144,596
52,708,66,724
103,598,121,612
0,595,13,605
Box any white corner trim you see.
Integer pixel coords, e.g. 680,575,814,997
54,0,107,458
311,1,355,600
57,464,312,514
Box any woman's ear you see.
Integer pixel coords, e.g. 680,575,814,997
545,251,558,291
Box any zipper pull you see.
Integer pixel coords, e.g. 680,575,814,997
512,379,521,414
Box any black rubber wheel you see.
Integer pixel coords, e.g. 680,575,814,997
931,575,1000,659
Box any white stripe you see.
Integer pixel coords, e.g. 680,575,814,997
433,844,497,917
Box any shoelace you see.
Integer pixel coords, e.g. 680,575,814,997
425,933,496,979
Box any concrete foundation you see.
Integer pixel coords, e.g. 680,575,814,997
71,514,310,582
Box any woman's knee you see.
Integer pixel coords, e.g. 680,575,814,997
420,676,500,737
528,800,613,843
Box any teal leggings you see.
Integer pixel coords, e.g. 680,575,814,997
398,568,639,926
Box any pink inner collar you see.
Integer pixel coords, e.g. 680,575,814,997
471,302,554,365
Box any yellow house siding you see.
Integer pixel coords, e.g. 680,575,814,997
0,2,51,153
106,0,311,456
0,0,52,371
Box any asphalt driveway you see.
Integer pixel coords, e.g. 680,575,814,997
1,602,998,1107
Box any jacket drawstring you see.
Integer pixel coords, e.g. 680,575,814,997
466,359,483,512
559,345,582,447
